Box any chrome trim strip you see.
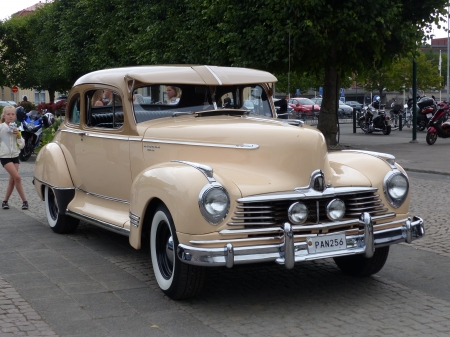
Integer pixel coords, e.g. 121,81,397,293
74,187,130,204
33,177,75,190
177,215,425,267
237,186,378,203
219,227,283,235
82,133,129,140
342,150,396,168
172,160,215,183
143,138,259,149
129,136,143,142
204,65,222,85
190,236,282,244
61,129,85,135
129,212,140,228
66,210,130,236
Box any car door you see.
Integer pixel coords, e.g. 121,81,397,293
62,88,132,205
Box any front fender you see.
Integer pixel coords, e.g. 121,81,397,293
128,162,241,249
34,142,74,198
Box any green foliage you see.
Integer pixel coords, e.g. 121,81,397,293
38,118,63,151
1,0,448,146
18,101,36,112
358,50,443,98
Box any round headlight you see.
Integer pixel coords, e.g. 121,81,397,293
288,202,309,224
199,184,230,225
384,171,409,208
326,198,346,221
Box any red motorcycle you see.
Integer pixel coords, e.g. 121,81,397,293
426,101,450,145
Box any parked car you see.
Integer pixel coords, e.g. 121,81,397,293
311,98,353,117
7,101,17,107
288,97,320,117
33,65,424,300
0,101,12,107
338,101,354,117
346,100,363,113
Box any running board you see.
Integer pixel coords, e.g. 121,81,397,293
66,209,130,236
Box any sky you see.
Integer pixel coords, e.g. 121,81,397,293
0,0,47,21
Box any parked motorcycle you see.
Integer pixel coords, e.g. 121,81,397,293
16,108,55,161
389,99,404,127
359,99,392,135
426,101,450,145
416,95,436,131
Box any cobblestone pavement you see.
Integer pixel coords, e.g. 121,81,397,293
1,157,450,336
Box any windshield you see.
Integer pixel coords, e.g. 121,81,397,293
132,84,273,123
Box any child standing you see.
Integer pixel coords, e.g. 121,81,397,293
0,106,28,210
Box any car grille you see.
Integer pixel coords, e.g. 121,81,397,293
222,190,389,240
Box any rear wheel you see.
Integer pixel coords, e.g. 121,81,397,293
418,120,426,131
150,204,205,300
45,186,79,233
382,124,391,135
426,132,437,145
334,246,390,277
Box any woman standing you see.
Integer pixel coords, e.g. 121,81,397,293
0,106,28,210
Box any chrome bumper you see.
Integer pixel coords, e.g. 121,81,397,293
177,213,425,269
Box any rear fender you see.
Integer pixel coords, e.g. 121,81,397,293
34,142,74,192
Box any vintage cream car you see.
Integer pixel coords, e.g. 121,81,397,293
33,65,424,299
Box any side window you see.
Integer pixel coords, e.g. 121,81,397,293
85,89,123,129
241,85,272,117
68,94,81,124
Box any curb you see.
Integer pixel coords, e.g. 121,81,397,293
404,168,450,176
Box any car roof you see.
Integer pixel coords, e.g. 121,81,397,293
74,65,278,87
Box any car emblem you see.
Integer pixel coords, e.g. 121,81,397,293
313,173,325,192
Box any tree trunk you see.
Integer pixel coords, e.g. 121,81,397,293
317,55,339,147
48,89,55,103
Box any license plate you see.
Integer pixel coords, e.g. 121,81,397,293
387,120,392,125
307,233,346,254
426,113,432,118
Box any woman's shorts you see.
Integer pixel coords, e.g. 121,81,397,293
0,157,20,167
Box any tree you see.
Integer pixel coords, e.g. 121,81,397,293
0,3,72,102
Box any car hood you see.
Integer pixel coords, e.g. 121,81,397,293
141,115,335,196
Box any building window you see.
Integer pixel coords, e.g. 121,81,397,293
34,90,46,104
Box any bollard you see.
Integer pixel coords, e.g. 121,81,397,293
399,114,402,131
353,108,356,133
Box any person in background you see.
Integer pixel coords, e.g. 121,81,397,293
92,90,104,106
0,106,27,210
166,86,180,104
223,94,232,108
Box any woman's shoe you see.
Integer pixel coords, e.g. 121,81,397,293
21,201,28,210
2,201,9,209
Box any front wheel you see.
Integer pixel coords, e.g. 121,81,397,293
426,132,437,145
45,186,79,233
150,204,205,300
19,137,33,161
359,119,368,133
333,246,390,277
382,124,391,135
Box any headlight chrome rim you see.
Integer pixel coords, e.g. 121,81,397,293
198,183,230,225
383,171,409,208
288,202,309,224
326,198,346,221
